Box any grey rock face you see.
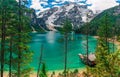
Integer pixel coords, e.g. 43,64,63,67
37,2,95,30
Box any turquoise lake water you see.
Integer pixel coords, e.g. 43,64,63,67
29,31,98,71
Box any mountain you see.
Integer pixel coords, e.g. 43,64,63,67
80,5,120,35
25,9,47,33
37,2,95,31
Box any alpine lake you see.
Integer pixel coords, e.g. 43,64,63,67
29,31,114,71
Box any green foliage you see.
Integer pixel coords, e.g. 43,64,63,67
73,69,79,74
0,0,34,76
59,19,72,77
39,63,47,77
87,12,120,77
97,14,113,38
59,19,72,34
39,72,47,77
88,43,120,77
115,19,120,37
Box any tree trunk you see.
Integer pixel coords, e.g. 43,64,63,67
105,14,110,52
18,0,22,77
104,13,114,77
1,5,6,77
9,36,13,77
64,34,68,77
37,44,43,77
86,23,89,77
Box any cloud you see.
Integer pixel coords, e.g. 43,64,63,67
30,0,118,13
88,0,118,12
30,0,50,12
30,0,87,11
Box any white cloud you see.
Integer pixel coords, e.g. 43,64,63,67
88,0,118,12
30,0,118,13
51,2,58,5
30,0,50,12
30,0,42,10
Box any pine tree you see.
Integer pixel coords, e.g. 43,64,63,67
12,0,33,76
7,1,20,77
59,19,72,77
88,13,120,77
0,0,7,76
0,0,34,76
39,63,47,77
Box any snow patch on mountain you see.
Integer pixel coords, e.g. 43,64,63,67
65,4,74,12
37,2,95,30
46,7,61,26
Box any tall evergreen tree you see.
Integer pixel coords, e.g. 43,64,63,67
87,13,120,77
18,0,22,76
0,0,7,76
39,63,47,77
0,0,34,76
60,19,72,77
12,0,33,76
85,14,91,77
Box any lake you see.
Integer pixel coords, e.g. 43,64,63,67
29,31,97,71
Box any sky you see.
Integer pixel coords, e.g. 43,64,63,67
29,0,120,13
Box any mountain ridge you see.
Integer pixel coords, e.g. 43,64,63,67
79,5,120,35
37,2,95,31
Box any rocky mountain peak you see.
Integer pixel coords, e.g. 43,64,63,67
37,2,95,30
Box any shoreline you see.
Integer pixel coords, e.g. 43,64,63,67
93,36,120,49
3,68,86,77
